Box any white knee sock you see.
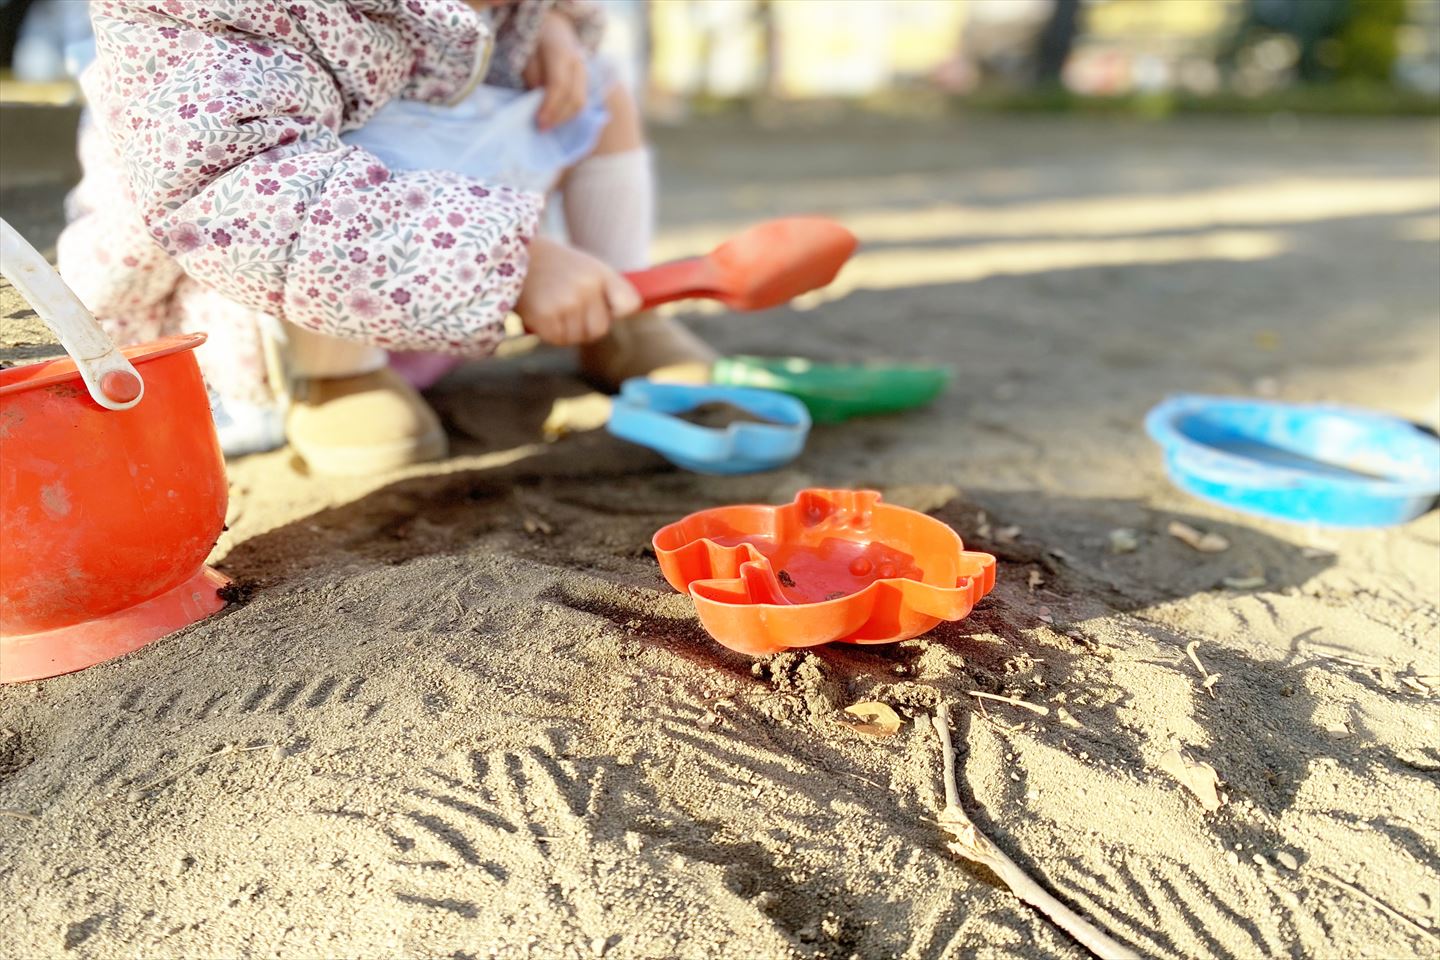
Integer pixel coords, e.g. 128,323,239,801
562,147,654,272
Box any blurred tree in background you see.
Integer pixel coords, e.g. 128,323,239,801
1222,0,1407,85
1035,0,1083,86
1334,0,1407,82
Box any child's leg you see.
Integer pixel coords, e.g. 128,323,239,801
173,279,272,407
284,362,447,475
174,282,443,473
564,84,715,387
561,83,652,273
168,278,286,456
275,321,446,475
280,323,388,381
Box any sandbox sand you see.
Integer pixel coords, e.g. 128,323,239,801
2,115,1438,959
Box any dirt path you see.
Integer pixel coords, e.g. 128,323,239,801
2,114,1438,959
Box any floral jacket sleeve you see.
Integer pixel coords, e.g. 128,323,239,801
86,0,545,355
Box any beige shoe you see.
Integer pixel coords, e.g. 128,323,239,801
579,312,718,391
286,367,448,475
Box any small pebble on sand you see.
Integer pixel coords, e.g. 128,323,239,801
1276,851,1299,871
1108,528,1139,554
1168,520,1230,553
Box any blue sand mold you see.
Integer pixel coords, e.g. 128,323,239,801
607,379,811,475
1146,395,1440,528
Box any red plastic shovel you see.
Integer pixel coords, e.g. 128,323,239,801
624,217,857,311
393,217,857,390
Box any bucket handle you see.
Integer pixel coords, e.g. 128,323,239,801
0,217,144,411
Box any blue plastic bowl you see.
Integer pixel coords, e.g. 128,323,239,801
1145,395,1440,528
607,379,811,475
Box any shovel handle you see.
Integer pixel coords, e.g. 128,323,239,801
623,257,723,311
0,218,144,411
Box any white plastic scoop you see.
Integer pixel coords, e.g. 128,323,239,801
0,217,144,411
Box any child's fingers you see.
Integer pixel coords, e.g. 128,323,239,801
562,305,588,346
544,312,576,346
533,305,579,346
602,272,643,319
580,297,611,343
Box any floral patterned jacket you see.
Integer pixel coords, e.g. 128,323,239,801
59,0,602,357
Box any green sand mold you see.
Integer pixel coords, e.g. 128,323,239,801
712,356,951,424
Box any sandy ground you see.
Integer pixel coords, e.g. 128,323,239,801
2,112,1439,959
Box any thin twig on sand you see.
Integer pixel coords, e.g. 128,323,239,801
1185,641,1220,699
1312,650,1386,670
930,703,1141,960
126,742,274,797
968,691,1049,716
1185,641,1207,677
1314,870,1439,945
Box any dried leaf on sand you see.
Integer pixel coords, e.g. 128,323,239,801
842,701,903,737
1159,749,1225,811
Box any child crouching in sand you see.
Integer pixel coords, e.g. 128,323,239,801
58,0,713,474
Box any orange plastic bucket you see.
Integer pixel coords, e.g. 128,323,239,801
0,334,230,682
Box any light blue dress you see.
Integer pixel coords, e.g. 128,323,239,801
341,64,612,193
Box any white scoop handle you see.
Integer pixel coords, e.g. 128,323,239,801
0,217,144,411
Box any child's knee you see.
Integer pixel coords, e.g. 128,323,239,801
593,83,645,156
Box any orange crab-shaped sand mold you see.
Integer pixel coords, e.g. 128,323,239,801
652,489,997,656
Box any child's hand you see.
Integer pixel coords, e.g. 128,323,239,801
516,236,642,346
523,12,587,131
